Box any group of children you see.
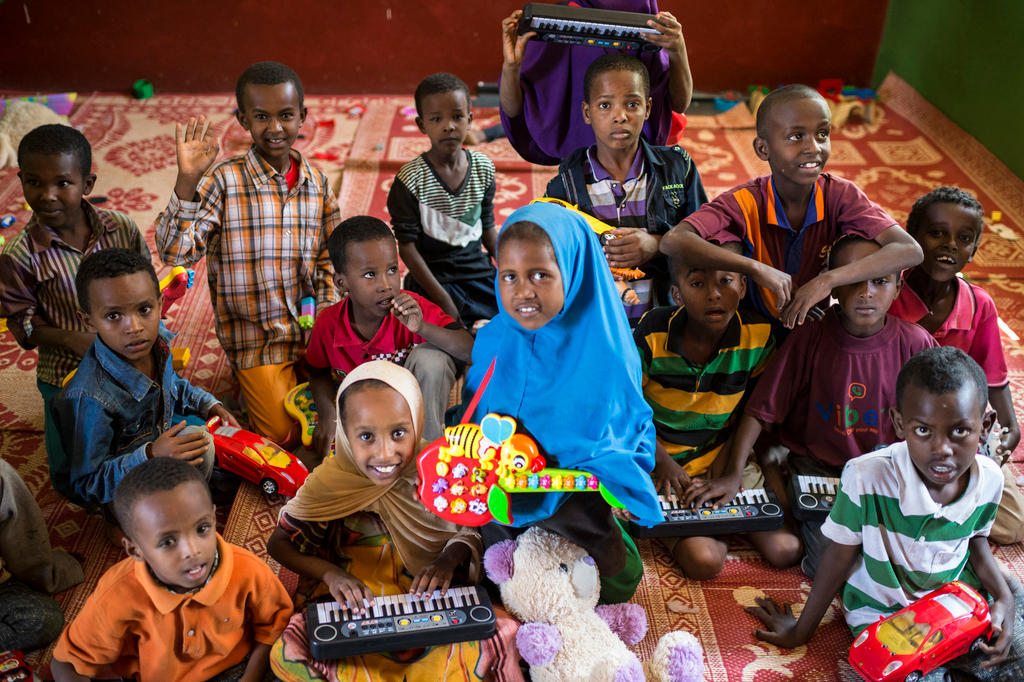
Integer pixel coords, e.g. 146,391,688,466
1,15,1023,681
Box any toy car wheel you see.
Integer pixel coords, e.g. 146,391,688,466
260,478,278,495
970,636,987,653
904,672,922,682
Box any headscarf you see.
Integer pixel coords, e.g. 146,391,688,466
281,361,481,578
467,202,662,526
499,0,673,165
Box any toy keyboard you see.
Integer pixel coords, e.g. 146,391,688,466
284,382,318,448
519,2,661,53
628,487,784,538
788,475,841,522
306,585,496,660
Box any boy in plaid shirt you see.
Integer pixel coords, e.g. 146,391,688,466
156,61,340,447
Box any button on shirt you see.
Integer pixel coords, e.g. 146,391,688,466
156,147,340,370
583,145,648,230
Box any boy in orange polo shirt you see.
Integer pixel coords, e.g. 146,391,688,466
51,458,292,682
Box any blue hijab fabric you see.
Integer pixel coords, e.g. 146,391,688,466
467,201,661,526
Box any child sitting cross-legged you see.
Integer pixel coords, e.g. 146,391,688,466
50,248,239,511
725,235,936,579
747,347,1024,680
889,186,1024,545
305,216,473,461
51,457,293,682
633,246,800,580
267,361,520,682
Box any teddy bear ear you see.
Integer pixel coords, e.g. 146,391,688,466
483,539,516,583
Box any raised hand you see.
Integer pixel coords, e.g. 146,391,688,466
502,10,536,69
173,116,219,200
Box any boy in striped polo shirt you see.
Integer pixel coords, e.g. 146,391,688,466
748,347,1024,677
633,249,801,580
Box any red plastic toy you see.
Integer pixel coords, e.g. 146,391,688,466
159,266,194,317
0,650,34,682
849,581,993,681
206,416,308,497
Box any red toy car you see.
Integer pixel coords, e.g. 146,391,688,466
206,416,309,497
849,581,993,681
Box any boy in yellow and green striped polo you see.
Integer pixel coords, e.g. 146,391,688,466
633,252,801,580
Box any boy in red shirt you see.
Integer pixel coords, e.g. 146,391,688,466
305,216,473,461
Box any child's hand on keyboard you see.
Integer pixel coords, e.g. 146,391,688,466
411,543,470,597
323,567,374,614
652,446,691,499
682,472,741,510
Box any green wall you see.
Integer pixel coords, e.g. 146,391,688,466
873,0,1024,179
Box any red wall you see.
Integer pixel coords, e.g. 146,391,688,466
0,1,888,95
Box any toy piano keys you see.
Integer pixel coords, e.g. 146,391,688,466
417,413,623,526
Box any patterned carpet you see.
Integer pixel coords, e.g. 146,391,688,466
2,73,1024,679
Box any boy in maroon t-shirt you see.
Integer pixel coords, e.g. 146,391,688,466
660,84,922,329
696,236,936,579
305,216,473,461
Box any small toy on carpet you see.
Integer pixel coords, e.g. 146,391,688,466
484,526,704,682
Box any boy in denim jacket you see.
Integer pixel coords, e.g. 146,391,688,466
51,249,238,509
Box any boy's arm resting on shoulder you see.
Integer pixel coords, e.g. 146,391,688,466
781,225,923,328
747,539,859,647
396,242,461,322
662,221,793,310
968,536,1016,667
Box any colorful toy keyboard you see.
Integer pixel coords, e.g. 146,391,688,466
306,585,496,660
788,475,841,522
628,487,784,538
284,382,319,448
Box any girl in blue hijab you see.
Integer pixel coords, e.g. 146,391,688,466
467,201,661,601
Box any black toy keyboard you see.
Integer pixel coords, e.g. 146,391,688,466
629,487,784,538
306,585,496,660
519,2,661,53
788,475,841,522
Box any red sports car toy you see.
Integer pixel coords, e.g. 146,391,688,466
206,416,309,497
849,580,993,681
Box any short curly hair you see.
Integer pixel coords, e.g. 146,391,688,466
906,186,984,237
327,215,395,272
113,457,211,539
896,346,988,415
18,124,92,178
414,72,471,118
236,61,304,112
583,53,651,102
75,248,159,313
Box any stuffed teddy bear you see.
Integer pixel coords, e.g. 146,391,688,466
0,100,69,168
484,526,704,682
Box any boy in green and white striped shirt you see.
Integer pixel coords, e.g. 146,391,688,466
747,347,1024,676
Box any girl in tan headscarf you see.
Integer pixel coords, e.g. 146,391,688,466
267,362,519,682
